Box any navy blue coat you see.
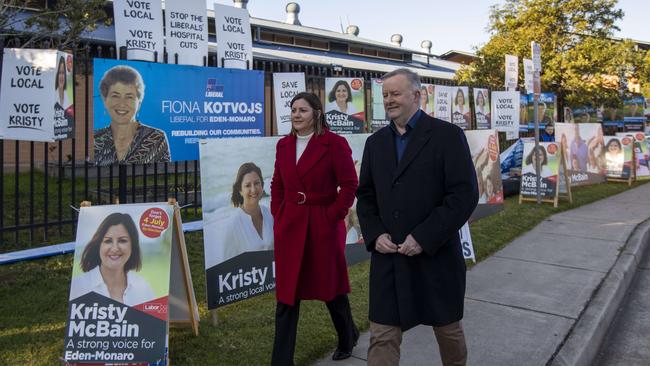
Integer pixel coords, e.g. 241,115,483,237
356,113,479,330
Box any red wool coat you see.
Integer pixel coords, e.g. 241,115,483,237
270,130,358,305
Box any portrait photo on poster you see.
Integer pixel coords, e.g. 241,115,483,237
93,63,171,166
325,78,366,134
68,205,173,306
465,130,503,205
520,142,560,198
556,123,607,185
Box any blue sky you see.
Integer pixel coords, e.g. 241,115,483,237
208,0,647,55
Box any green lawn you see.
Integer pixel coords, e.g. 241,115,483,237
0,180,646,365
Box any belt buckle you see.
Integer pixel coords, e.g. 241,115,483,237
297,192,306,205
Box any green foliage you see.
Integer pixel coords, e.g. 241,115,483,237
456,0,646,108
0,0,108,50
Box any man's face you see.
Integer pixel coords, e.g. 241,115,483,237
382,74,419,125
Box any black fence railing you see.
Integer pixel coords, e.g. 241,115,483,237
0,37,466,253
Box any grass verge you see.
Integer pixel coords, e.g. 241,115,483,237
0,180,646,365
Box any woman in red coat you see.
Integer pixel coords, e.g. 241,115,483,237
271,92,359,365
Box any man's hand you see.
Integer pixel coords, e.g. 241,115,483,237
397,234,423,256
375,233,398,254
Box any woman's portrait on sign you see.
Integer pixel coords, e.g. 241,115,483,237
94,65,170,165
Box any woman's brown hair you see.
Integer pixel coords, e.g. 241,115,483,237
289,92,329,136
231,162,264,207
80,212,141,272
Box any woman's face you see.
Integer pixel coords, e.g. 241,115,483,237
486,178,494,196
291,98,316,135
335,84,349,103
477,92,484,107
240,171,263,206
608,142,621,154
99,224,132,272
456,91,464,106
420,90,428,108
57,63,66,89
103,82,140,125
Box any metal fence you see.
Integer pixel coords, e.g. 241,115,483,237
0,37,461,252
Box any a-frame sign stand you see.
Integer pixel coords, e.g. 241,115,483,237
79,200,200,337
519,147,572,208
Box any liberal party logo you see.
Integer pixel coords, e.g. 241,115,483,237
205,78,224,98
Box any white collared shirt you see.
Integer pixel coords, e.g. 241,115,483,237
69,266,156,306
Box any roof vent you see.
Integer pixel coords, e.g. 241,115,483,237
421,40,432,54
391,34,403,47
233,0,248,9
346,25,359,36
285,2,301,25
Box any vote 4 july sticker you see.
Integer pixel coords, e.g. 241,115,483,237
140,208,170,238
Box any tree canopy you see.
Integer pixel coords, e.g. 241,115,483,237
0,0,108,50
456,0,650,110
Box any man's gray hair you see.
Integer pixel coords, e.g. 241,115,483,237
381,68,421,91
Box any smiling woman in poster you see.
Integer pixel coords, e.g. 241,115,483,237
271,92,359,364
420,85,429,113
55,56,70,109
605,138,624,175
326,80,357,115
94,65,170,165
525,145,553,178
221,162,274,261
69,213,155,306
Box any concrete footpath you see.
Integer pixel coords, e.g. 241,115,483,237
315,183,650,366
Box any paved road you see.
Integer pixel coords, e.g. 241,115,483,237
596,249,650,365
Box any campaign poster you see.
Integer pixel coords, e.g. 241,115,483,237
450,86,470,129
473,88,491,129
214,3,253,69
571,105,600,123
370,78,390,131
199,134,369,309
53,51,75,139
604,135,634,179
113,0,164,62
519,94,529,131
520,142,561,199
556,123,607,186
64,204,173,364
617,132,650,178
601,104,624,128
491,91,520,140
623,94,646,132
465,130,503,205
272,72,305,135
433,85,451,122
420,83,435,117
325,77,366,134
92,58,264,165
504,54,518,90
164,0,208,66
0,48,74,141
527,92,556,127
523,58,534,93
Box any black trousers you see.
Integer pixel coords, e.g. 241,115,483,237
271,294,358,366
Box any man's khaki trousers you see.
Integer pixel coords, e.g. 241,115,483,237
367,321,467,366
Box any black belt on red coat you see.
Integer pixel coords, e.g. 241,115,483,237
284,190,336,205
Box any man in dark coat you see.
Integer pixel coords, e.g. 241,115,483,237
356,68,479,366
